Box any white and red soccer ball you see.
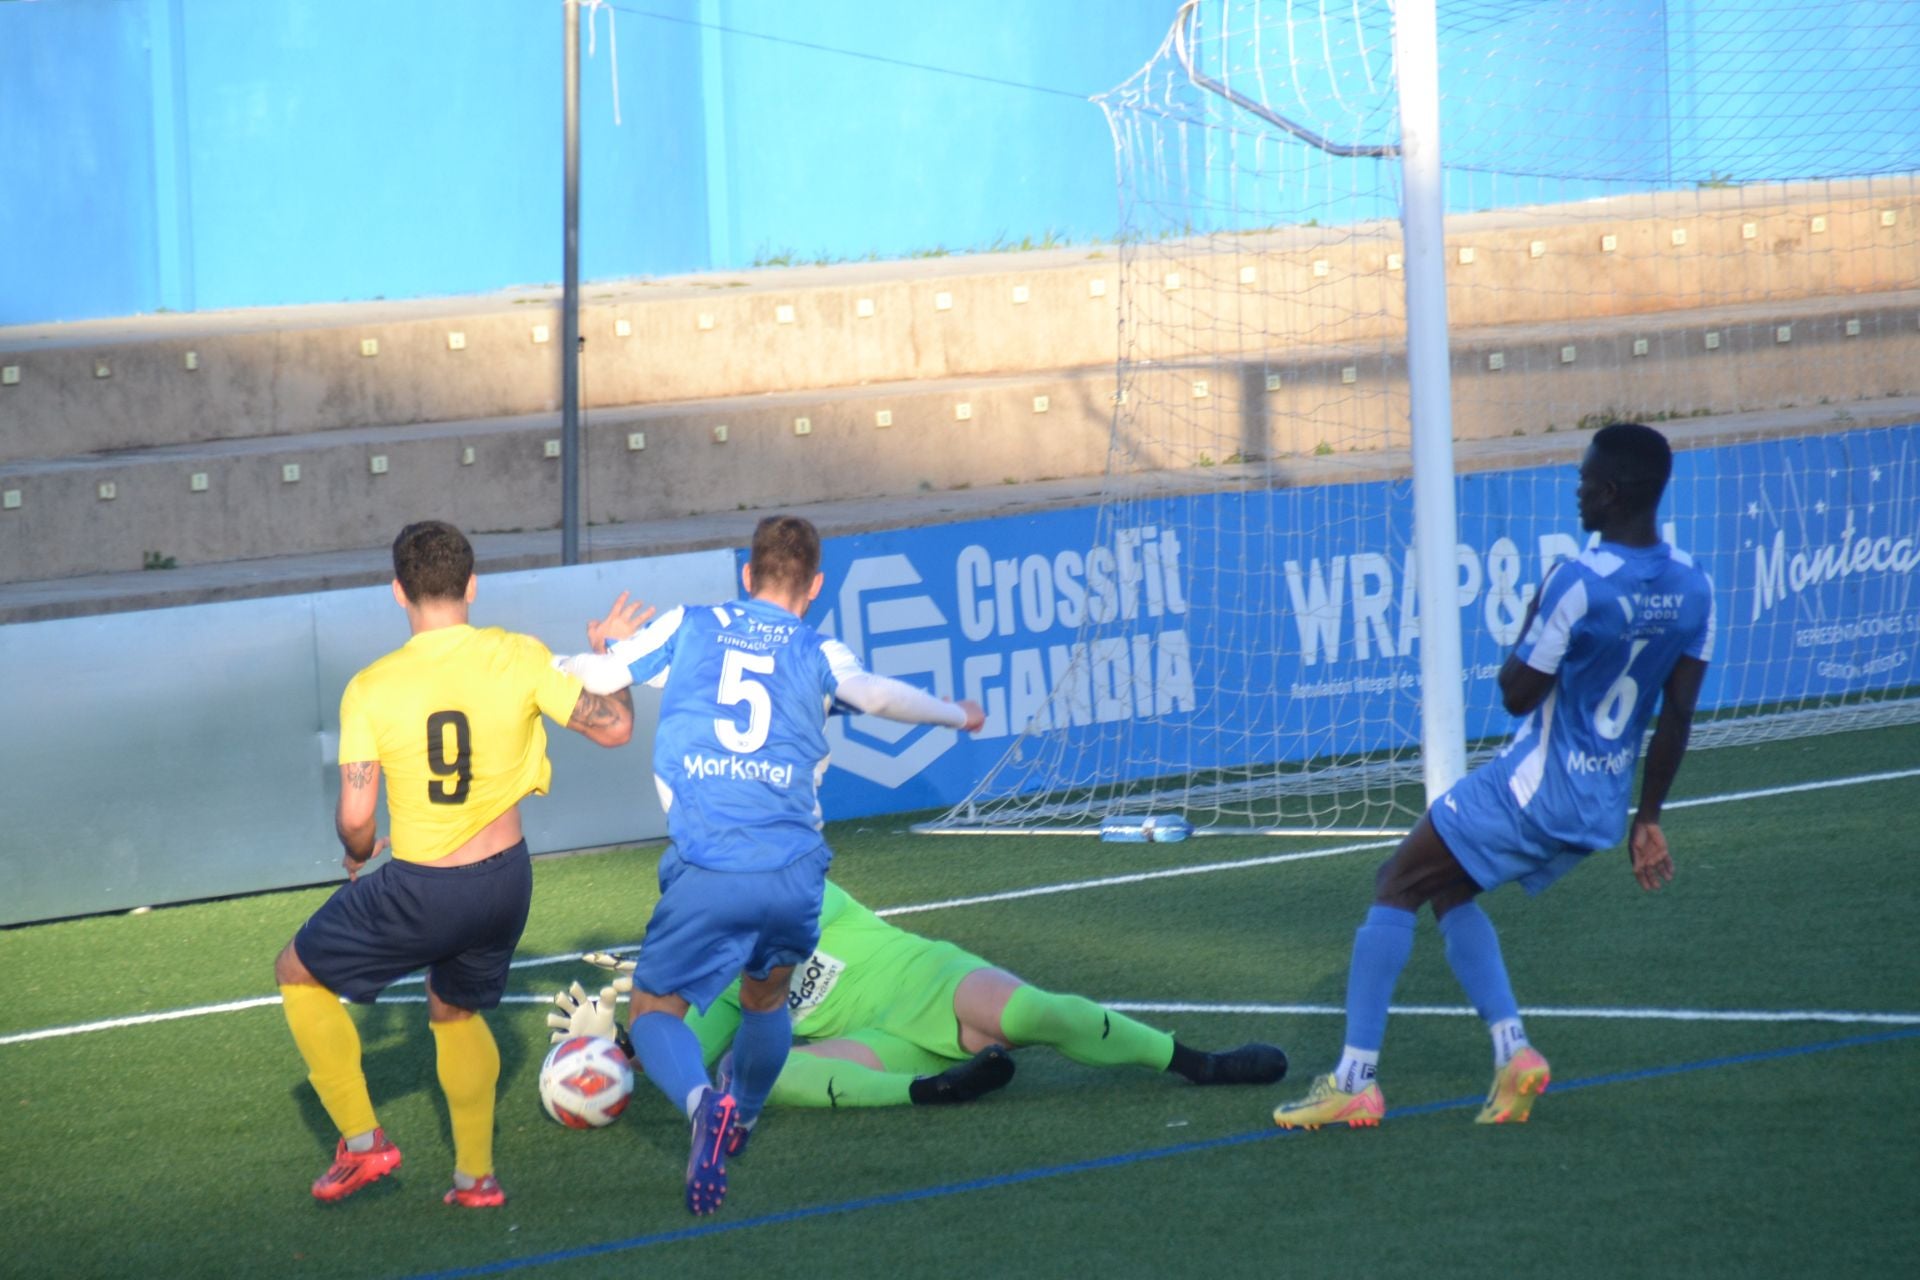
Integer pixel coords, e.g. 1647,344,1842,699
538,1035,634,1129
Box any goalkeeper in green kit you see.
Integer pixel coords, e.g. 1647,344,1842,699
553,879,1287,1112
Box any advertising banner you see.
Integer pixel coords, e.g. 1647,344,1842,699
756,424,1916,819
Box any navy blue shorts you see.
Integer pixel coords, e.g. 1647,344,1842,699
293,841,533,1009
631,843,830,1014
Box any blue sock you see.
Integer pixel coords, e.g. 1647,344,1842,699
728,1007,793,1125
1438,901,1521,1024
1342,905,1417,1053
629,1012,711,1119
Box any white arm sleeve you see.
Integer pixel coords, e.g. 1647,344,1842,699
604,606,686,689
551,604,687,697
552,651,635,696
835,671,969,728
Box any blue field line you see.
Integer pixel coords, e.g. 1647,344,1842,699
405,1026,1920,1280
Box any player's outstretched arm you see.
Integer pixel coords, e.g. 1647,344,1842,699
555,601,684,698
1629,654,1708,891
587,591,656,655
566,687,634,747
836,671,985,732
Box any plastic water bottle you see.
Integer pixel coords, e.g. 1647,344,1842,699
1099,814,1193,843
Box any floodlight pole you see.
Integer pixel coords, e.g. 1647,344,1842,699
1393,0,1468,799
561,0,583,565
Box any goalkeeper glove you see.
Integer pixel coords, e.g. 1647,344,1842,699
582,950,637,989
546,978,635,1059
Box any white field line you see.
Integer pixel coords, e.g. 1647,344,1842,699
4,766,1915,1050
363,835,1403,993
363,765,1920,986
0,997,285,1046
868,838,1398,920
1103,1002,1920,1026
1659,766,1920,811
7,993,1913,1050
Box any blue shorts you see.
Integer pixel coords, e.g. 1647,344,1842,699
632,842,831,1014
293,841,533,1008
1429,767,1591,896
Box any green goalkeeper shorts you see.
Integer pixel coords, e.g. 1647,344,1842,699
825,939,988,1063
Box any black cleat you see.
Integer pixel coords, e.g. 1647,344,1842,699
1193,1042,1290,1086
910,1045,1016,1105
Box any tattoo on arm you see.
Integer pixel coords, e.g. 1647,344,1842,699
344,761,379,789
569,687,633,732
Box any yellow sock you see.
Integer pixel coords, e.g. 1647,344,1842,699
430,1015,500,1179
279,983,378,1140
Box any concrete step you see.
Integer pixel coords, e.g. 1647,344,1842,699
2,181,1912,465
0,365,1115,585
0,477,1106,625
6,395,1914,627
3,291,1915,586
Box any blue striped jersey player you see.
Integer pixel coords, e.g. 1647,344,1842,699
1273,422,1714,1132
1438,524,1715,888
557,514,985,1216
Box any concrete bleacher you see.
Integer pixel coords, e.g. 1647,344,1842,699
1,180,1914,621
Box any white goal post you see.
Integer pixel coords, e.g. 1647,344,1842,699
920,0,1920,838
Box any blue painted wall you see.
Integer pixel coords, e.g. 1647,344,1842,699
0,0,1163,323
1,0,711,322
1129,0,1919,238
697,0,1168,266
3,1,1915,325
1667,0,1920,183
171,0,707,311
1,0,164,321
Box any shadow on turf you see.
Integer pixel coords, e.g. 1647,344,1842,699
287,997,535,1170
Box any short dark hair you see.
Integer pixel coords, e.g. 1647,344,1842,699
749,515,821,595
1590,422,1673,514
392,521,474,603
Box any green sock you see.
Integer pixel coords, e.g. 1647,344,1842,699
767,1050,914,1109
997,985,1175,1070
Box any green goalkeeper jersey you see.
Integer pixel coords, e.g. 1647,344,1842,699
686,879,988,1062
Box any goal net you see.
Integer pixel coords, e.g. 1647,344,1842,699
925,0,1920,836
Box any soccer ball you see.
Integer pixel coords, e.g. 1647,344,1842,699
538,1035,634,1129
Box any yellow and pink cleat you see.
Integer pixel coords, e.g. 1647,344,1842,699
1271,1074,1386,1130
1475,1046,1551,1124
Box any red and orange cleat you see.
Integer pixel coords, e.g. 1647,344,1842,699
311,1129,403,1203
443,1175,506,1208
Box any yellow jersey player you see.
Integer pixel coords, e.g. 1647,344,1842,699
273,521,635,1208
